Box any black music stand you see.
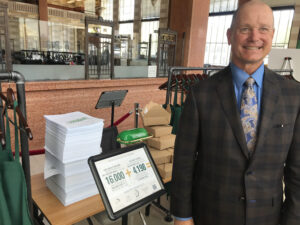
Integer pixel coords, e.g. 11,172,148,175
95,90,128,127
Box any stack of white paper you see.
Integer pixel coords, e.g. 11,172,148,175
44,111,103,206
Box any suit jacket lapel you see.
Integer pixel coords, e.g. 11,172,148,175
216,67,249,159
250,67,281,162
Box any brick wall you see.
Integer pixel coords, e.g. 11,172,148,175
2,78,167,151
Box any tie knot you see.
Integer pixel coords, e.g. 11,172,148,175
245,77,255,87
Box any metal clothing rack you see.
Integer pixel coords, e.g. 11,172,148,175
165,66,296,106
165,66,224,105
0,71,32,217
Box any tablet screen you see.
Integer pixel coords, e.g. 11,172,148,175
89,143,165,220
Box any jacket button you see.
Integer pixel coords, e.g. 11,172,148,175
239,196,245,201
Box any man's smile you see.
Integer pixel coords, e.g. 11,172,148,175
243,46,263,50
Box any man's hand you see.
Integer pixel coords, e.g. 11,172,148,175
174,218,194,225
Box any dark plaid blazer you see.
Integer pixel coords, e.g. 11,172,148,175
171,66,300,225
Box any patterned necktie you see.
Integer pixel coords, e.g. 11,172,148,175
240,77,258,153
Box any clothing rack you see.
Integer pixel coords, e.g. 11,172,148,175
165,66,224,105
164,66,296,106
0,71,32,216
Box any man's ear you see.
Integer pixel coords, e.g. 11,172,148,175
226,28,232,45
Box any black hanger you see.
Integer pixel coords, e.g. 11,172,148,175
5,88,33,140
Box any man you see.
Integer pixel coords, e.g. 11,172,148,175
170,1,300,225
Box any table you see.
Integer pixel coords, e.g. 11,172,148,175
31,173,171,225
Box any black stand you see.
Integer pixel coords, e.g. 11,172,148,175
111,101,115,127
95,90,128,127
134,103,139,128
145,197,173,222
122,214,128,225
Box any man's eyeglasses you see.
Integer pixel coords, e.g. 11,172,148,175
238,26,274,34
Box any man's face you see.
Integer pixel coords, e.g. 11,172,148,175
227,3,274,71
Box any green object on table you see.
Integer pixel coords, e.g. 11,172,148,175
117,128,151,144
0,101,33,225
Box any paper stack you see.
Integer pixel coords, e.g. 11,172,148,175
44,111,104,206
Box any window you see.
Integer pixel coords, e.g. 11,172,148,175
48,21,83,52
140,0,160,61
119,0,134,21
204,0,237,66
205,14,232,66
273,8,294,48
18,18,40,50
141,0,161,19
119,23,133,39
101,0,113,21
141,21,159,57
209,0,238,13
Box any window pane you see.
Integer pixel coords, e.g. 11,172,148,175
273,9,294,48
204,14,232,66
210,0,237,13
48,22,81,52
119,0,134,21
141,0,161,19
101,0,113,21
141,21,159,56
119,23,133,39
18,18,40,50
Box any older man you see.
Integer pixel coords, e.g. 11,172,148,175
171,1,300,225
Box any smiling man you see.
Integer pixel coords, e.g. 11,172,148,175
171,1,300,225
227,0,274,74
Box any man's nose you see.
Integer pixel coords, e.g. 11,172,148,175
248,28,260,41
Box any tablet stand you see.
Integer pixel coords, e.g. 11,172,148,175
95,90,128,127
88,143,165,224
122,212,147,225
122,214,128,225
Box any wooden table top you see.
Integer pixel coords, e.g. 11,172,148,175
31,173,171,225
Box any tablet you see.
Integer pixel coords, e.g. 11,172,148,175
88,142,166,220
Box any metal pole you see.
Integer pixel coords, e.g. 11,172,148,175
165,68,173,105
111,101,115,127
148,34,152,66
134,103,139,128
0,72,12,136
12,71,32,216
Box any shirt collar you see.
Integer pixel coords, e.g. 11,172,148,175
230,63,264,89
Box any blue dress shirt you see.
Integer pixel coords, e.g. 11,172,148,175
174,63,264,222
230,62,264,119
